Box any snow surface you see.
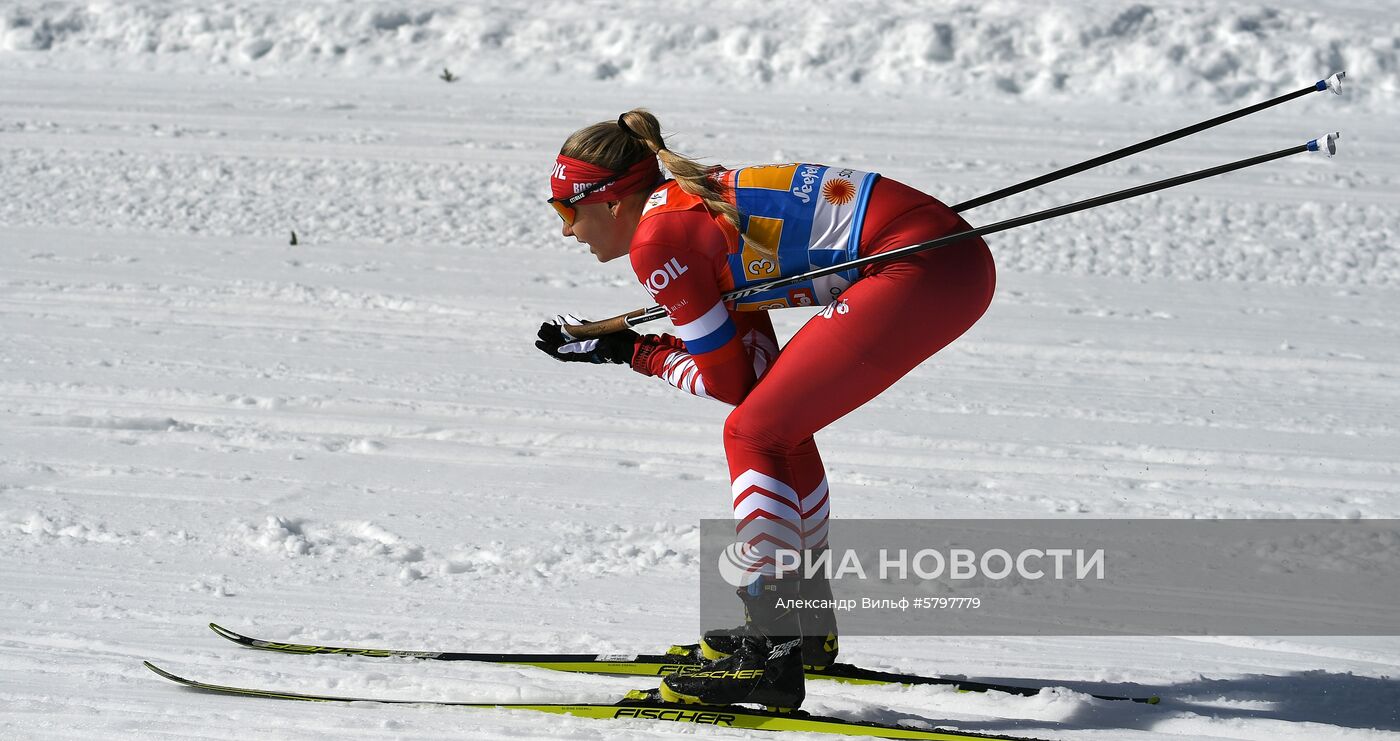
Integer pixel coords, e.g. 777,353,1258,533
2,1,1399,739
3,0,1399,105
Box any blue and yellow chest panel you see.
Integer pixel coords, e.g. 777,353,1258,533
721,163,879,310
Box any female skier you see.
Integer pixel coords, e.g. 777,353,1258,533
535,109,995,711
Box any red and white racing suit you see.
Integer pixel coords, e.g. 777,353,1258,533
627,165,995,574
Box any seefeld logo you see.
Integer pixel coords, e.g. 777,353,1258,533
790,165,822,204
716,541,764,588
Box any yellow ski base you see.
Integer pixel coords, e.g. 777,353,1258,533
209,624,1158,703
144,661,1053,741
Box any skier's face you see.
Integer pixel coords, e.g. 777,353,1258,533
562,195,642,263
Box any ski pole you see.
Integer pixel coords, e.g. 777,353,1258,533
566,132,1340,337
952,72,1345,212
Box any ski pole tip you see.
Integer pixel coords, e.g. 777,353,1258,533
1307,131,1341,157
1321,71,1346,94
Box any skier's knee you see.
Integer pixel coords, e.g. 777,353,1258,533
725,405,797,454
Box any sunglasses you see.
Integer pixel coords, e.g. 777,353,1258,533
547,175,619,226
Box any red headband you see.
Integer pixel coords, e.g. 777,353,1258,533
550,154,661,204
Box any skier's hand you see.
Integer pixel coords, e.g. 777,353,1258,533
535,314,639,365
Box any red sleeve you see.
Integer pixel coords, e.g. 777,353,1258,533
627,211,765,406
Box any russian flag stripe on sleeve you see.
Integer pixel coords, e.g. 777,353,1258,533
674,301,737,355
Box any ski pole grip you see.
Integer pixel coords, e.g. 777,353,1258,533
1324,71,1346,95
1308,131,1341,157
563,309,647,339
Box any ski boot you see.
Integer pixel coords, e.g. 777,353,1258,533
796,554,840,670
700,548,839,669
661,576,805,710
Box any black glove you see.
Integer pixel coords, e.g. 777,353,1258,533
535,314,639,365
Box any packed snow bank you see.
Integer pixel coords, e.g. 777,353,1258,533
1,77,1391,288
2,0,1396,105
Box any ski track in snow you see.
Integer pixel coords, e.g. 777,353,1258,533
2,5,1400,739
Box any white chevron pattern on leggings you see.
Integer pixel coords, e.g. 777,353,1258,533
800,476,830,550
731,469,803,575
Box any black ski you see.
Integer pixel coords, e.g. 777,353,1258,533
144,661,1058,741
209,623,1159,704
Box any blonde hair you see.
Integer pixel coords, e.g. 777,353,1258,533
560,109,741,237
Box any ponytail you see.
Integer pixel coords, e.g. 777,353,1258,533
615,109,741,237
560,109,742,240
